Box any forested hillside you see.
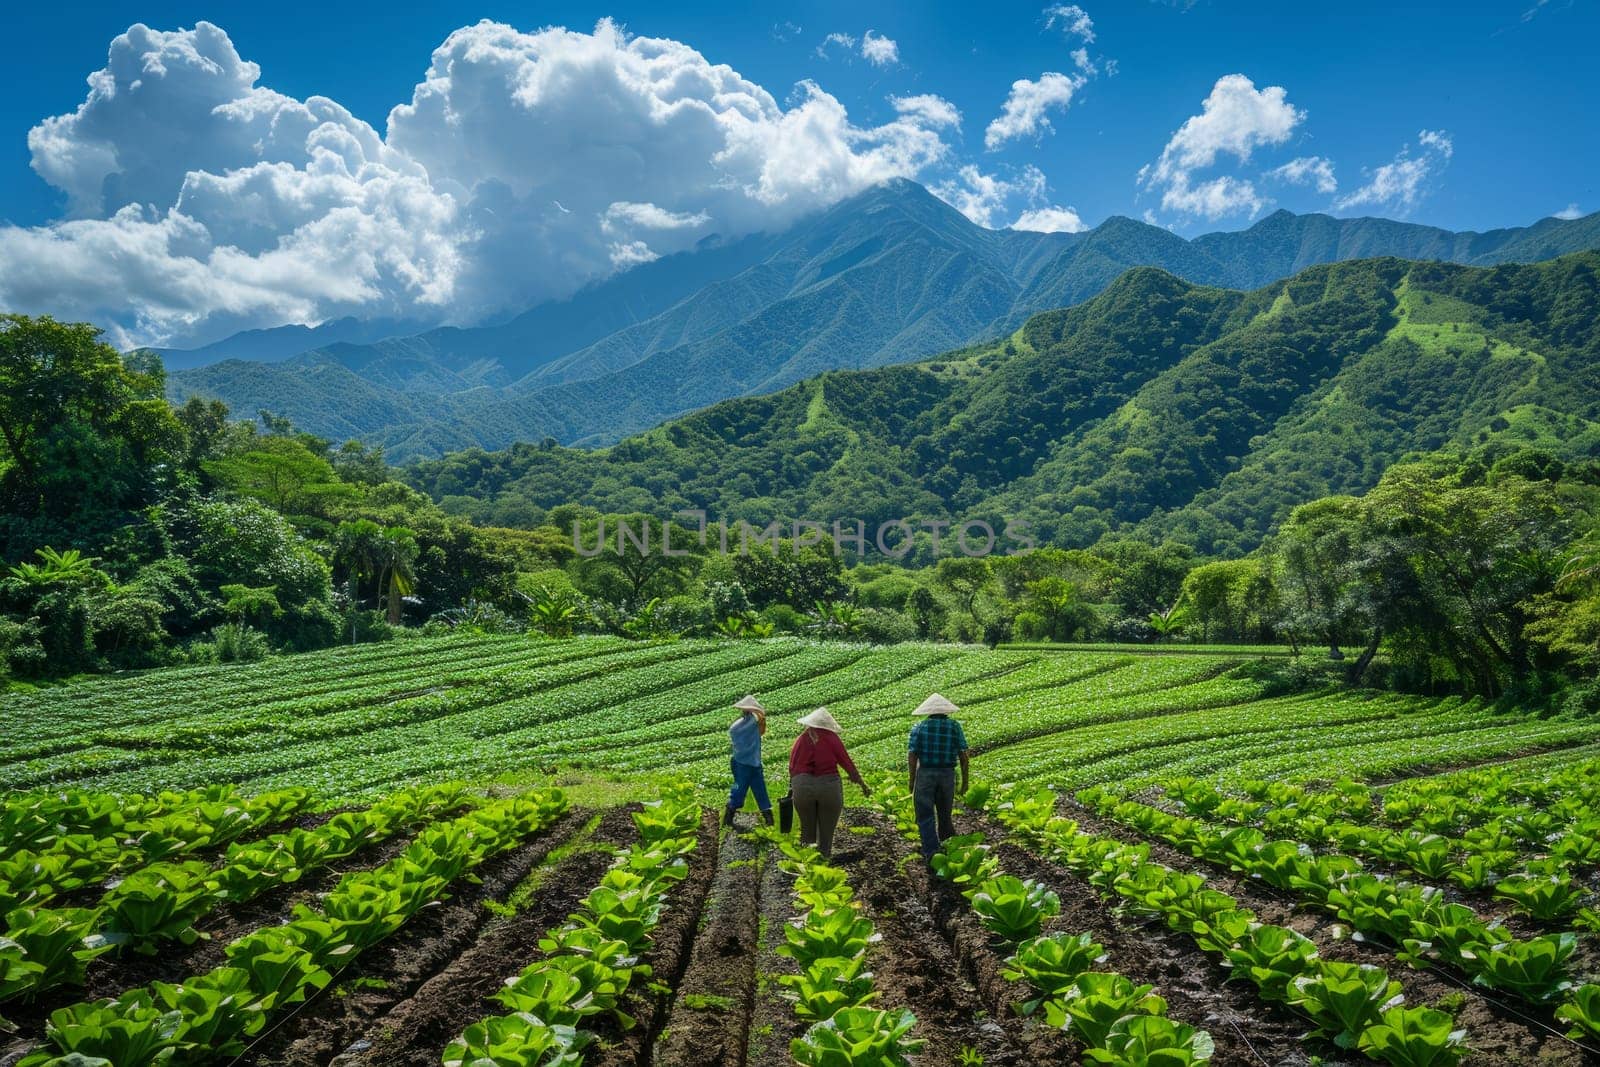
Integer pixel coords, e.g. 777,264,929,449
167,182,1600,459
408,253,1600,554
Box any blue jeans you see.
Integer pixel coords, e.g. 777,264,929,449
728,760,772,812
914,766,958,860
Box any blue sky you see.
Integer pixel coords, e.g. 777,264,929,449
2,0,1594,345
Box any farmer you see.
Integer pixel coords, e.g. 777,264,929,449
726,695,774,828
788,707,871,857
907,693,970,863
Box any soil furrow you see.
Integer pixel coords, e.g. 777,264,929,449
845,821,1032,1066
236,806,594,1065
654,824,765,1067
334,806,636,1066
584,809,720,1067
1053,798,1590,1066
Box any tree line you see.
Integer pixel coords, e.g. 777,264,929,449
3,313,1599,710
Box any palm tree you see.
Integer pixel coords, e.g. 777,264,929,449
1148,601,1193,643
331,519,385,642
7,546,102,590
374,526,419,626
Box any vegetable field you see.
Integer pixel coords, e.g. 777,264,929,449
5,634,1598,799
4,634,1600,1066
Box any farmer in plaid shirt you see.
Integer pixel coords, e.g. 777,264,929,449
907,693,970,863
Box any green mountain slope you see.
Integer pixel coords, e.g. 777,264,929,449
170,182,1600,460
407,253,1600,554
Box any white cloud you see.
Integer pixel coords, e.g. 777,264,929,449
1044,4,1096,41
819,28,900,66
1012,204,1086,233
985,72,1084,150
601,202,712,233
932,164,1048,228
1138,73,1303,220
1161,175,1267,218
1418,129,1454,158
3,19,959,347
1555,203,1584,220
608,240,659,267
860,31,899,66
816,31,857,57
890,94,962,129
1267,155,1337,194
1334,129,1453,213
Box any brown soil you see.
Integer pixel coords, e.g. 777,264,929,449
235,806,597,1065
584,809,720,1067
653,825,764,1067
842,821,1036,1066
335,807,634,1066
747,829,805,1067
1058,797,1596,1067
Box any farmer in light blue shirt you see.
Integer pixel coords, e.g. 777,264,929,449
726,695,774,828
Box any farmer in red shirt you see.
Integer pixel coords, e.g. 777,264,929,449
788,707,871,858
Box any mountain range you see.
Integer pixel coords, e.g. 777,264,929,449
406,252,1600,556
163,180,1600,460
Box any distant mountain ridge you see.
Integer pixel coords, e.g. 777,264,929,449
407,252,1600,556
165,181,1600,458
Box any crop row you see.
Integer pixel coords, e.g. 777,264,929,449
235,641,876,798
984,782,1470,1066
1,637,642,767
15,788,569,1065
441,786,702,1065
1162,776,1600,907
3,641,805,795
1379,757,1600,833
1,784,471,1010
768,834,925,1066
0,634,541,744
2,787,312,915
1085,789,1600,1049
870,777,1219,1063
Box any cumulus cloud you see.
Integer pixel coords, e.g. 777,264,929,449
1012,204,1086,233
980,4,1105,151
933,164,1048,228
1555,203,1584,220
1334,129,1453,213
860,31,900,66
890,94,962,129
3,19,959,347
1138,73,1303,220
1267,155,1337,194
985,73,1084,150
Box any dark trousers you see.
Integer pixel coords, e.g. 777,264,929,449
729,760,772,812
913,766,958,859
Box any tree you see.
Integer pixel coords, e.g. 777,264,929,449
375,526,420,625
332,519,386,642
1181,559,1276,642
1272,497,1367,657
203,436,352,516
1148,601,1193,643
219,583,283,627
0,547,112,676
0,316,185,558
905,586,940,639
935,556,993,630
1096,540,1194,619
1019,576,1093,642
1359,463,1572,694
574,514,703,606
